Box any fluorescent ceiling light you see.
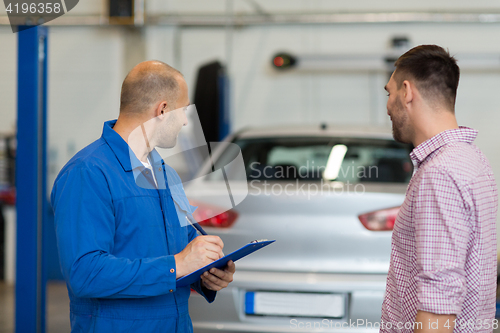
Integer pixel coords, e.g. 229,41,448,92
323,144,348,180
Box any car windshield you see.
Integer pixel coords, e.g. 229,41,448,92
208,136,413,183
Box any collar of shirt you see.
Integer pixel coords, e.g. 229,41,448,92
409,126,478,168
101,119,164,172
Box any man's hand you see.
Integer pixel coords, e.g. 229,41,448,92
200,260,236,291
174,236,224,279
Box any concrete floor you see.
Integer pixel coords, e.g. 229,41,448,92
0,282,70,333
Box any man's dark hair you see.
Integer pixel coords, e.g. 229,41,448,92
120,61,183,116
394,45,460,111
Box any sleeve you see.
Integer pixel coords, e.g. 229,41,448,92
186,206,217,303
51,165,177,299
414,167,471,315
163,164,216,302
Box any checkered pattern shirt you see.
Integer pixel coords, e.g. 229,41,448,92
381,127,498,333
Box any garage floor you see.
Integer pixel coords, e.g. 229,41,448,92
1,281,499,333
0,282,70,333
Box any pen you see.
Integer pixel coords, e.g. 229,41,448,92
185,215,207,236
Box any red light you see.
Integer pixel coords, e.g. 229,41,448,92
190,200,238,228
0,187,15,206
272,53,296,70
358,206,400,231
274,56,284,67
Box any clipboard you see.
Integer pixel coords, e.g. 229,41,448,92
176,240,275,287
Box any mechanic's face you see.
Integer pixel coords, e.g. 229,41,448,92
386,74,412,144
155,77,189,149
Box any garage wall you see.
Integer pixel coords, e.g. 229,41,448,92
32,0,500,16
169,23,500,141
147,0,500,14
47,26,125,186
0,27,17,134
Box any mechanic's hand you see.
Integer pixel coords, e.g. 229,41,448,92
174,236,224,279
200,260,236,291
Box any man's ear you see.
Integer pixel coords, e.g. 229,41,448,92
402,80,413,105
155,101,168,117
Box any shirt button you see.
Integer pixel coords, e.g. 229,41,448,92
170,268,175,273
158,167,162,171
169,289,173,293
145,170,149,174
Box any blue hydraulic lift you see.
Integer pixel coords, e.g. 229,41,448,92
15,25,48,333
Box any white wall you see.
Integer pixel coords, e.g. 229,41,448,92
47,26,124,185
0,27,17,134
36,0,500,17
173,23,500,134
144,0,500,15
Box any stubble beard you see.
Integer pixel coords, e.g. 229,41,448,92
390,97,411,144
392,119,405,143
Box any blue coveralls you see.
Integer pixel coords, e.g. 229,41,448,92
51,120,215,332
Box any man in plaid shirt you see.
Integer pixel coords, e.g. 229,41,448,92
382,45,498,332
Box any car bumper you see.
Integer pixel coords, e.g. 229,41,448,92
189,270,387,333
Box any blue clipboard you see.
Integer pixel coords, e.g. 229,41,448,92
176,240,275,288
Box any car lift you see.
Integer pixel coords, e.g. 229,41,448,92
16,25,48,333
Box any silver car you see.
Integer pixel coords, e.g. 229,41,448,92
185,124,413,333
